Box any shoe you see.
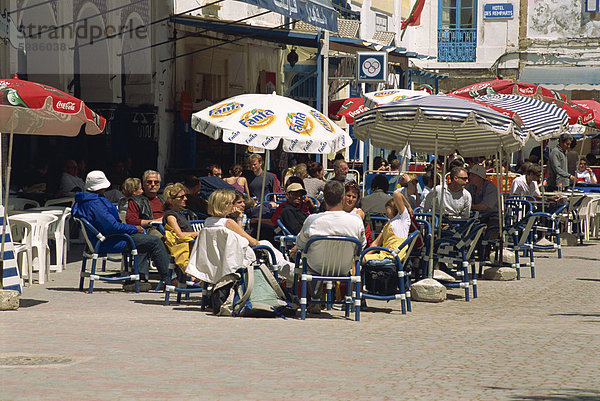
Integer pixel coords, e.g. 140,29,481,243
123,281,151,292
308,304,321,314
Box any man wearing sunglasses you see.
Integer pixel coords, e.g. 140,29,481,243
423,166,472,219
126,170,165,235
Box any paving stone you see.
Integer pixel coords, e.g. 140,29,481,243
2,241,600,399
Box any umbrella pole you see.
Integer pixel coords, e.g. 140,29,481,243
0,121,14,289
496,149,504,267
541,144,546,213
256,150,269,240
428,130,439,278
437,155,447,240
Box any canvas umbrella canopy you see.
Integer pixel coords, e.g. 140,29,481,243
353,94,527,157
470,94,570,140
362,88,430,109
571,100,600,128
328,97,369,124
354,94,526,277
450,79,594,126
191,92,349,154
0,76,106,289
191,92,350,237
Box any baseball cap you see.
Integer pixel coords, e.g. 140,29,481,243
85,170,111,192
286,183,307,195
469,164,487,180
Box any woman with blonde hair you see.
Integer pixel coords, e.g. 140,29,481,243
200,189,293,280
162,183,200,271
224,164,250,195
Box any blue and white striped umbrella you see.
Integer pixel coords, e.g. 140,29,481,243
353,94,527,157
475,94,569,141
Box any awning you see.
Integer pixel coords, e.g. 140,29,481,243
519,66,600,91
235,0,337,32
171,15,435,62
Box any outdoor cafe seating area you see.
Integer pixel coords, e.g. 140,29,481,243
4,165,599,321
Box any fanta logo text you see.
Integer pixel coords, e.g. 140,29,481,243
374,90,399,97
303,140,313,152
309,110,334,132
286,112,314,135
56,100,76,111
317,142,327,152
209,102,243,118
261,136,275,147
239,109,275,129
245,133,258,144
289,139,299,150
227,131,241,142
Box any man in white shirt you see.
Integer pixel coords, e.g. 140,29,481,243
423,166,472,219
510,163,542,200
292,180,366,309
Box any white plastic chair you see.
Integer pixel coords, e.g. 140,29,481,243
9,220,33,286
580,197,599,241
9,213,58,285
44,197,75,207
39,207,71,272
7,198,40,211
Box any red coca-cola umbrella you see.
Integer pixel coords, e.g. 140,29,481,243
0,75,106,289
328,97,369,124
450,79,594,126
571,99,600,128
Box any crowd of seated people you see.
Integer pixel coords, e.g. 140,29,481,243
62,147,596,306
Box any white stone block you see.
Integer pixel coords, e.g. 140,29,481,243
483,267,517,281
411,278,446,303
0,290,20,311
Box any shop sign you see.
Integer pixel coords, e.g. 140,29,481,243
483,3,514,19
357,52,387,83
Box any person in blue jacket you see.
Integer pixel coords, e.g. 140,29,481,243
72,170,170,285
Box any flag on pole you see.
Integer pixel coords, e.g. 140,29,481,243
401,0,426,39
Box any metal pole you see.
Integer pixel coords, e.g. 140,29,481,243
256,150,269,240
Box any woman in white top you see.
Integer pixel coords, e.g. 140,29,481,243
205,189,293,280
575,158,598,184
206,189,259,246
364,193,412,261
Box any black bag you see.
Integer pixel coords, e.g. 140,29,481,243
362,259,398,296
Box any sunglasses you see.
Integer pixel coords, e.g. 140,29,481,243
174,194,186,199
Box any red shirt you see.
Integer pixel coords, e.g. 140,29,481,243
271,200,311,225
126,196,164,226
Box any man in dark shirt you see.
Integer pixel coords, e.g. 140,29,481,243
248,153,276,198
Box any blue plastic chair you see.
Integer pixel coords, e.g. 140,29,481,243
433,223,487,300
264,192,286,203
359,231,421,314
295,236,363,321
74,217,140,294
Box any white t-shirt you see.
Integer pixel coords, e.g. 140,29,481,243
576,169,596,183
423,184,472,219
390,208,411,239
510,174,540,198
296,210,366,274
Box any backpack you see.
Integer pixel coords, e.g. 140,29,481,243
211,263,297,318
361,259,399,296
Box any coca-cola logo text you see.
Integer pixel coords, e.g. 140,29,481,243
56,100,77,111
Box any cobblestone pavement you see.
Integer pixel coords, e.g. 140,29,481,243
2,241,599,401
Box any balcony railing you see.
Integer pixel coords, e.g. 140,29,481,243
437,28,477,62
